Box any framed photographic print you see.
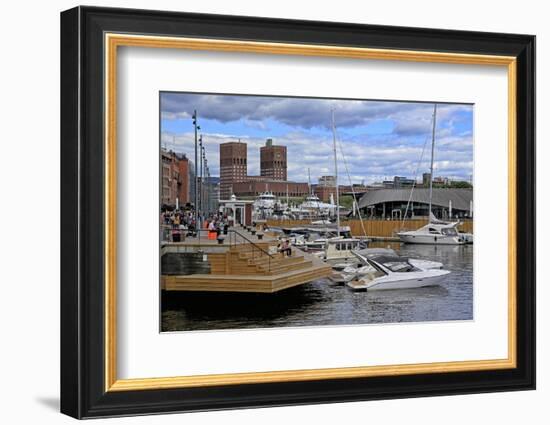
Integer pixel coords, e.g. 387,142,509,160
60,6,535,419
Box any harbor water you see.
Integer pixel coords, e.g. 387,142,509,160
161,242,473,332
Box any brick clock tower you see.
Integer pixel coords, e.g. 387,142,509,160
219,141,247,199
260,139,287,181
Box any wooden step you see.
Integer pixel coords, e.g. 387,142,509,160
162,263,332,293
246,255,301,266
230,252,274,262
232,265,278,275
229,242,274,252
235,248,277,258
251,255,306,267
260,260,313,275
262,263,312,275
236,253,273,262
230,249,269,257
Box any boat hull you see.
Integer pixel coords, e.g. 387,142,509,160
397,233,465,245
347,270,450,291
460,233,474,244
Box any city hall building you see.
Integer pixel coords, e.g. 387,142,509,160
219,138,308,199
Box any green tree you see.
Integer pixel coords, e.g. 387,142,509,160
339,195,355,209
449,180,473,188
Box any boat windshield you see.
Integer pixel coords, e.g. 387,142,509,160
384,261,416,272
370,255,418,273
441,227,458,236
335,241,360,251
366,258,388,275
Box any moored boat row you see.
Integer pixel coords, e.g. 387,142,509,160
268,224,458,292
255,104,470,292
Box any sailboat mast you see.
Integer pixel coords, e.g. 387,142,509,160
286,183,289,205
428,103,437,221
331,109,340,237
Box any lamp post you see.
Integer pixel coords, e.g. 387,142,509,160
192,111,200,227
202,147,207,216
209,169,212,215
198,134,203,222
204,156,209,216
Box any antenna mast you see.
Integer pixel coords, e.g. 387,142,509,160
331,109,340,237
428,103,437,221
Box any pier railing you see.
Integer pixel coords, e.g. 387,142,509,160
227,229,274,272
195,229,274,271
161,226,275,272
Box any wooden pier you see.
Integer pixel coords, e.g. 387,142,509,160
161,228,332,293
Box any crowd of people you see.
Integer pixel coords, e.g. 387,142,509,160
160,209,230,242
160,209,293,257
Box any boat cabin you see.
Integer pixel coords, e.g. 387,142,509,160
425,224,459,236
323,238,368,263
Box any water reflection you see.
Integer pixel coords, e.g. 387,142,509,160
162,243,473,331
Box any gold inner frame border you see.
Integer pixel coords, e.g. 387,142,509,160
104,33,517,392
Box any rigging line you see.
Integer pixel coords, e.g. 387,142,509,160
308,167,324,225
307,167,314,225
334,127,368,238
401,120,433,228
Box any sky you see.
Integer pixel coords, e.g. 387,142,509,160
160,92,473,185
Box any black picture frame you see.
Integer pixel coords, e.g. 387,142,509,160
61,5,535,419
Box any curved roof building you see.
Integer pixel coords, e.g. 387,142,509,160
357,188,473,218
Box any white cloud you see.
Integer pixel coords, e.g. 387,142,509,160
161,127,473,184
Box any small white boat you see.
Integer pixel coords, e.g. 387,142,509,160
346,254,450,291
311,219,332,225
293,233,339,252
301,236,341,252
315,238,368,266
286,233,306,246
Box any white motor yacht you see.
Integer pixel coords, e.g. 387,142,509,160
356,247,443,270
396,104,471,246
346,254,451,291
300,194,337,214
253,192,277,219
397,218,466,245
329,248,443,284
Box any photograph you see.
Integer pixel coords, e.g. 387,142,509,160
159,92,475,332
